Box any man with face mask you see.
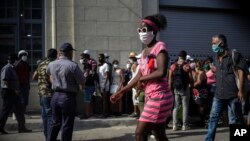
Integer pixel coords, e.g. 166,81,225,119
79,50,98,119
205,34,245,141
79,50,97,73
98,53,111,118
0,53,32,134
16,50,31,116
169,50,193,131
104,52,113,89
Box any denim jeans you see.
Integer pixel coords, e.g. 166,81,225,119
205,97,243,141
40,96,52,140
172,88,190,126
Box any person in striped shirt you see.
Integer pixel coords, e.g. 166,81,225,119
110,14,173,141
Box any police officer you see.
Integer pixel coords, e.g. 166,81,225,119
46,43,84,141
0,54,32,134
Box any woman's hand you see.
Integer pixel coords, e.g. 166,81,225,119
110,91,123,103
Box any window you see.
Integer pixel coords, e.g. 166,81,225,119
0,0,44,74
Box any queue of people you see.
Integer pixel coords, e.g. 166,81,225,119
0,13,250,141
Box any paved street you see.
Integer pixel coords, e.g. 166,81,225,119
0,115,229,141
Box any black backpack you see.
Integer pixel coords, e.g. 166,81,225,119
172,62,189,90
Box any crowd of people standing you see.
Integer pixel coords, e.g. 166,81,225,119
0,13,250,141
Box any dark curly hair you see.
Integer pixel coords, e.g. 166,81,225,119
143,14,167,31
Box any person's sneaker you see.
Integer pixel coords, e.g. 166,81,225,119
150,134,155,139
182,125,190,131
129,113,139,118
172,125,178,131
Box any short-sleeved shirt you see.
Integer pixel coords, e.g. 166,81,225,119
36,58,53,97
206,69,216,85
214,51,245,99
46,56,84,93
139,41,170,95
98,63,110,89
1,63,19,90
138,41,173,123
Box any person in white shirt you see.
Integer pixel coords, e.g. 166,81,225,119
98,53,110,118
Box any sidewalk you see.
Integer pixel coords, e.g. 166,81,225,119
5,114,138,131
2,114,230,141
5,114,223,131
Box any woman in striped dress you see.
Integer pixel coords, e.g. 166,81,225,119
110,14,173,141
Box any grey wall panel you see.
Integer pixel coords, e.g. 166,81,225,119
159,0,243,10
159,8,250,62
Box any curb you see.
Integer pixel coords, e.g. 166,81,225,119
5,115,138,131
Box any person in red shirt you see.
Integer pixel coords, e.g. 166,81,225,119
16,50,31,114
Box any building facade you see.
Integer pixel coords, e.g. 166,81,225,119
0,0,249,112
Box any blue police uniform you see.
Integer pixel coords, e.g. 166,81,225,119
0,56,31,134
46,43,84,141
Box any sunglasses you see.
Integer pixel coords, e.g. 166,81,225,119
137,27,148,33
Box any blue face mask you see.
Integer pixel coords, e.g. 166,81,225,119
212,43,223,54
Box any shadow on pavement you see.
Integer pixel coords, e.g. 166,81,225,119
167,127,229,139
74,133,134,141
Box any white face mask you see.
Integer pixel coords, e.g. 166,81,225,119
113,64,118,69
126,64,131,69
139,31,155,45
189,62,196,70
137,59,141,65
79,59,84,64
21,56,28,62
128,59,133,63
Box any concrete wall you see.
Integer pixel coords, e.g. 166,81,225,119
1,0,159,113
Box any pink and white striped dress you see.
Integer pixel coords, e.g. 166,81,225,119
138,41,173,123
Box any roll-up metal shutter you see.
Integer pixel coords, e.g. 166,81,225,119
159,7,250,62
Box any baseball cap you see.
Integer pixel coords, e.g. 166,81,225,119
59,43,76,52
18,50,28,58
186,55,194,61
128,52,137,58
83,50,90,55
178,50,187,58
135,53,142,59
104,52,109,58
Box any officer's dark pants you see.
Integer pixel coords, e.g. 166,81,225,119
47,92,76,141
0,88,26,130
